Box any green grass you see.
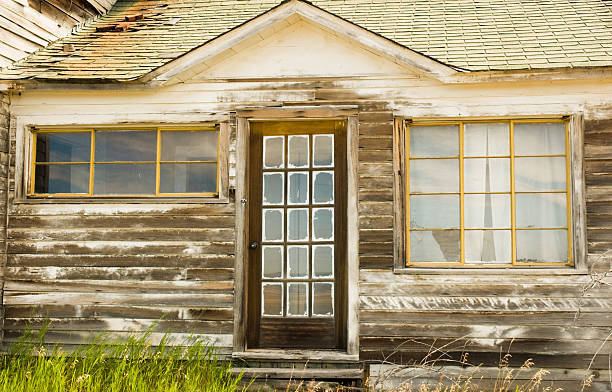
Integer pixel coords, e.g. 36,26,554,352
0,325,248,392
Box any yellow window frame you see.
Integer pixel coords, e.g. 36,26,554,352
405,118,572,267
29,126,220,198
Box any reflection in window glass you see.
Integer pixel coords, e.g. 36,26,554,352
288,209,309,242
410,230,460,263
313,208,334,241
410,195,460,229
465,230,512,264
263,136,284,169
313,171,334,204
312,282,333,316
262,209,283,242
262,283,283,316
262,246,283,279
288,172,308,205
464,194,511,229
288,135,309,168
410,159,459,193
34,164,89,194
410,125,459,158
312,245,333,278
36,132,91,163
287,246,308,278
516,230,568,263
515,157,566,192
95,130,156,162
463,123,509,157
313,135,333,167
160,163,217,194
161,131,217,161
514,122,565,156
516,193,567,228
287,283,308,316
464,158,510,193
263,172,284,205
94,164,155,195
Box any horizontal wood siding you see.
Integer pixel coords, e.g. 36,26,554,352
0,93,9,343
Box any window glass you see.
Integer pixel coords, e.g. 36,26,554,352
36,132,90,163
95,130,156,162
161,131,217,161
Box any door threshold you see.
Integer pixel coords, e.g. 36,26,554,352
232,349,358,362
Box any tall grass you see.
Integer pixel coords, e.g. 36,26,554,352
0,324,247,392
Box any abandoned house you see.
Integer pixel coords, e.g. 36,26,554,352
0,0,611,389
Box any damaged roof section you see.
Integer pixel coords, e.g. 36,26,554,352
2,0,612,81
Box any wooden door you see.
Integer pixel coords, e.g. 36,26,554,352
247,120,347,349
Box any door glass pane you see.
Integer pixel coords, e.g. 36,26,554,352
263,172,284,205
34,164,89,194
263,136,284,169
262,283,283,316
464,194,511,229
313,171,334,204
464,158,510,193
287,246,308,278
288,135,309,168
410,195,460,229
313,135,333,167
463,123,509,157
36,132,91,163
465,230,511,264
516,229,568,263
288,172,308,205
409,125,459,158
161,130,218,161
312,245,334,278
312,283,333,316
514,122,565,156
95,130,156,162
515,157,566,191
160,163,217,193
313,208,334,241
410,230,460,263
516,193,567,228
409,159,459,193
93,164,155,195
262,246,283,279
287,283,308,316
287,208,309,242
262,209,283,242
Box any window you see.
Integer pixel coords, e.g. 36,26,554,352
29,127,219,197
405,119,572,267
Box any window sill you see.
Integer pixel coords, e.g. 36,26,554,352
393,266,588,275
233,349,359,362
16,197,230,204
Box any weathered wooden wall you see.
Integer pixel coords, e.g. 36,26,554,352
0,92,8,343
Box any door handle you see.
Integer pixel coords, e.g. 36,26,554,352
249,241,259,249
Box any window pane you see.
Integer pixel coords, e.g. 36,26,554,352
312,283,333,316
410,195,460,229
515,157,566,191
287,245,308,278
287,283,308,316
34,164,89,194
262,283,283,316
262,209,283,242
313,245,334,278
409,159,459,193
36,132,90,163
288,208,309,242
95,130,156,162
464,194,511,229
516,193,567,228
464,158,510,193
410,230,460,263
465,230,511,264
263,172,284,205
288,135,309,168
263,136,284,169
409,125,459,158
288,172,308,205
516,230,568,263
93,164,155,195
160,163,217,193
313,208,334,241
262,246,283,279
464,123,509,157
514,122,565,156
313,135,333,167
313,171,334,204
161,130,217,161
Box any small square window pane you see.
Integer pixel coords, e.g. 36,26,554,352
409,159,459,193
263,209,284,242
288,208,309,242
313,135,333,167
313,208,334,241
263,136,284,169
262,246,283,279
464,158,510,193
515,157,566,192
410,195,460,229
465,230,511,264
410,230,460,263
160,163,217,194
464,123,509,157
313,245,334,278
287,245,308,278
516,230,568,263
95,130,156,162
312,283,334,316
34,164,89,194
464,194,511,229
263,172,284,205
93,164,155,195
288,135,309,168
409,125,459,158
313,171,334,204
288,172,308,205
287,283,308,316
161,130,218,161
36,132,91,163
262,283,283,316
514,122,565,156
516,193,567,228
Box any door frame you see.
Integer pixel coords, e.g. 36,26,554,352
233,106,359,357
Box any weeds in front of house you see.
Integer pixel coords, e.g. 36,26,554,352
0,323,248,392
